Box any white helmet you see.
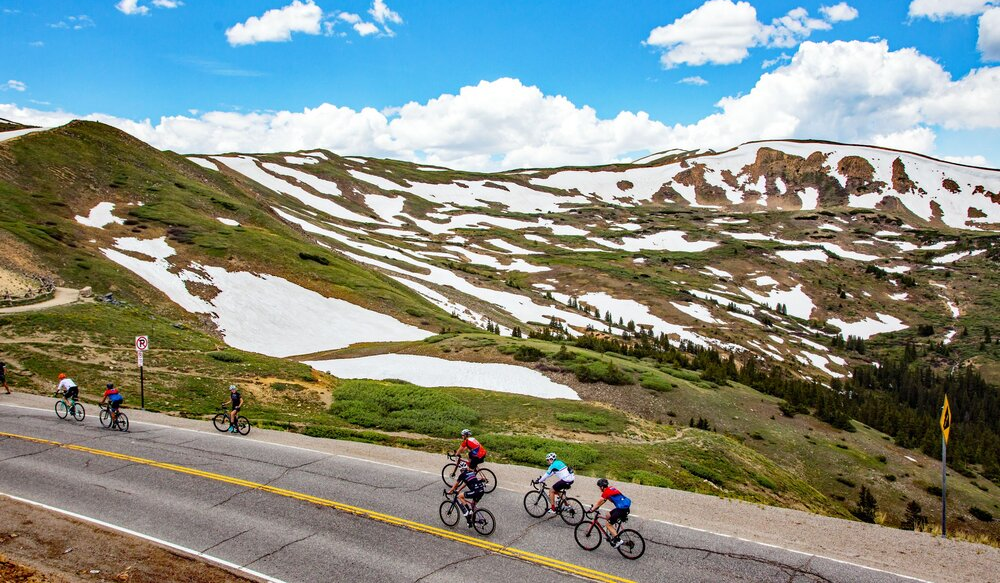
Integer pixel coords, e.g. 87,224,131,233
461,428,472,437
546,452,557,463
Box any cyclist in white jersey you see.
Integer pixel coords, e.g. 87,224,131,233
534,452,575,514
55,373,80,414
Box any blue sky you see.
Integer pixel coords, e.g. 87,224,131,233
1,1,998,169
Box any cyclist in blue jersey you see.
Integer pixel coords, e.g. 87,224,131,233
587,478,632,548
534,452,575,514
445,460,485,526
100,383,125,427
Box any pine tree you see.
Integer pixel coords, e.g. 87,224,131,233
853,485,879,523
900,500,927,531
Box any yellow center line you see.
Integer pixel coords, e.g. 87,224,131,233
0,431,636,583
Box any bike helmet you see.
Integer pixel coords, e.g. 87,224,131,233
58,373,66,380
461,428,472,437
457,460,468,470
106,383,114,389
546,452,557,463
597,478,609,489
229,384,238,392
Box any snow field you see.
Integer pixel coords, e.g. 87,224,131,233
75,202,125,229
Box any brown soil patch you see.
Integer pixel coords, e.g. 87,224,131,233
0,497,258,583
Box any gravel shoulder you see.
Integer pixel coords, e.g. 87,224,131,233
1,391,998,583
0,496,257,583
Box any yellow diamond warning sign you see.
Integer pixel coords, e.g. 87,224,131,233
940,395,952,444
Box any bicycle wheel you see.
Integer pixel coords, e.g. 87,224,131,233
55,400,68,419
72,403,86,422
212,413,230,432
115,412,129,432
438,500,460,526
574,520,603,551
472,508,495,536
237,416,251,435
99,408,111,428
616,529,645,560
441,463,459,488
523,490,548,518
476,468,497,494
560,497,586,526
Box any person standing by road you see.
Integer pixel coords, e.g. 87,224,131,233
1,361,9,394
222,384,243,433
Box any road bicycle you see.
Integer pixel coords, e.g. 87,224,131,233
523,480,585,525
574,510,645,560
441,452,496,493
213,407,251,435
98,403,129,432
53,392,85,422
438,489,495,536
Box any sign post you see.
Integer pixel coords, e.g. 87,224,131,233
135,336,149,410
940,394,951,538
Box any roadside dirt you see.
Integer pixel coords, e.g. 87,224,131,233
0,497,257,583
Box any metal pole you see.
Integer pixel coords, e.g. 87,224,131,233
140,365,145,410
941,435,947,538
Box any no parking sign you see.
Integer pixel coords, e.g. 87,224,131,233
135,335,148,410
135,335,149,352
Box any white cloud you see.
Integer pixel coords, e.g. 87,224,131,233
29,41,45,47
2,42,996,171
761,53,792,68
152,0,183,7
2,80,27,92
979,7,1000,60
226,0,323,46
820,2,859,22
943,154,991,166
49,15,95,30
646,0,848,68
369,0,402,25
338,12,361,24
679,76,709,85
354,21,379,36
908,0,996,21
646,0,763,67
116,0,149,16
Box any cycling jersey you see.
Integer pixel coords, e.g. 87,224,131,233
230,390,242,409
540,460,575,483
57,378,77,393
103,387,124,403
461,437,486,458
600,486,631,509
457,468,485,493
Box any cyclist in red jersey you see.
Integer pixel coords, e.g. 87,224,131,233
587,478,632,548
456,428,487,469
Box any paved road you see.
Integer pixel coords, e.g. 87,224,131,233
0,402,934,583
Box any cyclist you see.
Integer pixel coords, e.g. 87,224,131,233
444,460,485,526
534,452,575,514
100,383,124,426
456,429,487,470
222,384,243,433
55,373,80,415
587,478,632,548
1,361,9,394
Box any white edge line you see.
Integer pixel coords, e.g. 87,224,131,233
645,518,933,583
0,491,287,583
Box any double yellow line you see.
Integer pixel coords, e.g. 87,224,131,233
0,431,636,583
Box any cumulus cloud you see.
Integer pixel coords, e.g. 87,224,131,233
3,80,27,92
354,22,379,36
152,0,183,7
979,7,1000,60
226,0,323,46
333,1,402,37
679,76,709,85
943,154,991,167
820,2,859,22
908,0,996,21
646,0,852,67
369,0,402,25
49,15,95,30
116,0,149,16
2,42,996,170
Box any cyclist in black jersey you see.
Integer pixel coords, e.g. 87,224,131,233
445,461,485,525
222,384,244,433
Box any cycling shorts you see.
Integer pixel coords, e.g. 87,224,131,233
609,508,630,525
64,386,79,400
465,489,484,503
110,400,121,412
468,453,486,469
553,479,573,492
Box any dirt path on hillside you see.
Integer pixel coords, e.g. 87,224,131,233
0,289,82,315
0,496,259,583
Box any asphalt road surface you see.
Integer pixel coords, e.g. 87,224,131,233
0,402,931,583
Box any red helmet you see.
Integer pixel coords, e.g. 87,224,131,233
58,373,67,380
